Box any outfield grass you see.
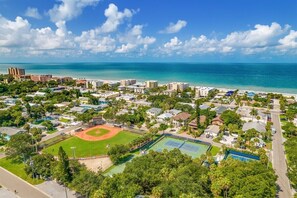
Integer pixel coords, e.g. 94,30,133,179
86,128,110,137
0,158,43,185
210,146,221,156
43,131,140,158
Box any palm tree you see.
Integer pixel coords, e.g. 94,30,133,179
250,108,258,121
220,124,227,133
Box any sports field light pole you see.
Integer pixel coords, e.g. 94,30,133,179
71,147,76,159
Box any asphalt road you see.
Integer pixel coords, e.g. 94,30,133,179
0,167,49,198
271,113,293,198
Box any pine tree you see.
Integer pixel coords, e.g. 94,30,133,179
53,146,72,184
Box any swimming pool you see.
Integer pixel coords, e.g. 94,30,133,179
225,150,260,162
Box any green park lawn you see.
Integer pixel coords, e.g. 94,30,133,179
86,128,110,137
43,131,140,158
0,158,43,185
210,145,221,156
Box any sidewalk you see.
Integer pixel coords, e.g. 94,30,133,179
0,167,49,198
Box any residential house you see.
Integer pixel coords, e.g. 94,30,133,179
242,121,266,133
212,116,224,126
70,106,87,114
89,117,105,127
157,113,173,123
172,112,191,127
147,108,162,118
188,116,207,130
215,106,228,115
251,137,266,148
78,97,89,104
168,109,182,116
0,127,25,139
205,125,220,137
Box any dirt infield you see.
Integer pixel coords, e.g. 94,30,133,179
75,125,122,141
79,156,113,172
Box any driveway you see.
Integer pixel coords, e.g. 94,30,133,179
0,167,49,198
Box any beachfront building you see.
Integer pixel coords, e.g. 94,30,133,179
195,87,214,98
8,67,25,77
145,80,158,88
76,79,87,88
167,82,189,92
87,80,104,89
120,79,136,86
30,75,52,82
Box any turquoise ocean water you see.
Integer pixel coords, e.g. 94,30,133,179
0,63,297,94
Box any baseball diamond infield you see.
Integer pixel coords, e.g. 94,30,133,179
75,125,123,141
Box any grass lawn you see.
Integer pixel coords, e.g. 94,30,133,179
0,158,43,185
43,131,140,158
86,128,110,137
210,146,221,156
59,118,70,123
47,129,58,134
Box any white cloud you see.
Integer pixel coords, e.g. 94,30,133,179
99,3,133,33
160,20,187,34
160,22,293,56
75,30,116,53
0,16,31,47
278,30,297,49
116,25,156,53
0,15,74,55
48,0,99,23
25,7,42,19
221,22,288,48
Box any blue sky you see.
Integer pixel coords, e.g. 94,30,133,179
0,0,296,62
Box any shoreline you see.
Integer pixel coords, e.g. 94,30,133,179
38,73,297,97
1,64,297,96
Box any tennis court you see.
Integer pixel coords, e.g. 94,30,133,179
148,136,209,158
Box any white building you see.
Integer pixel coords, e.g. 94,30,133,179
195,87,214,97
87,80,104,89
147,108,162,118
145,80,158,88
167,82,189,92
157,113,173,123
120,79,136,86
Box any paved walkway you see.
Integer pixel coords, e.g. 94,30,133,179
0,186,19,198
0,167,49,198
271,113,293,198
36,181,77,198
